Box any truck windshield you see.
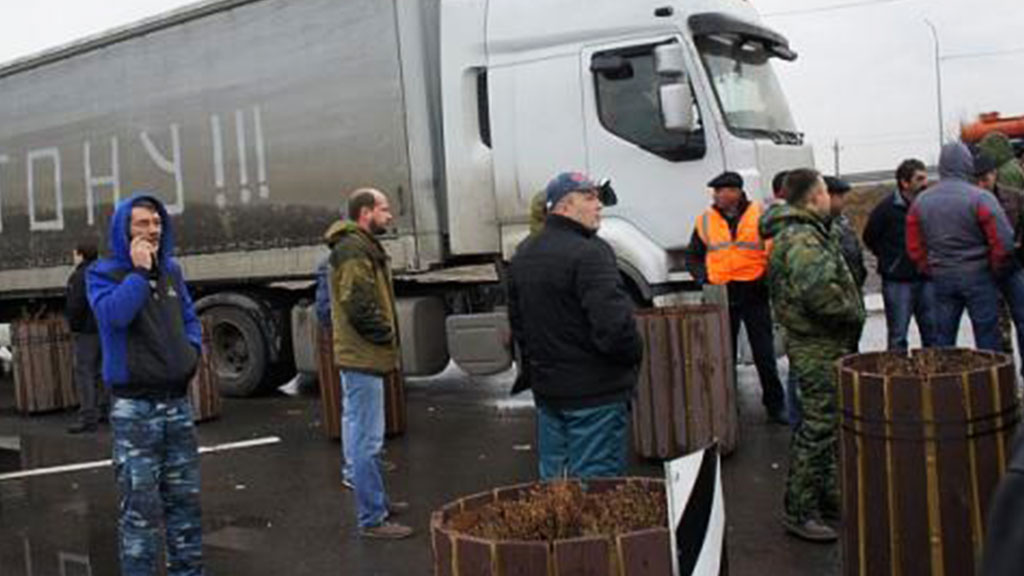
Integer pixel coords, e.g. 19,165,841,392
695,34,801,144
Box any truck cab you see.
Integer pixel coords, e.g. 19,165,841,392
442,0,813,301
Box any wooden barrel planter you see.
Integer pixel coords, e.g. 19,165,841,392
315,325,406,439
838,348,1021,576
188,316,222,423
634,305,737,459
432,478,671,576
11,317,77,414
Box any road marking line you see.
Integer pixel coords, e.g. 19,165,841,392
0,435,281,482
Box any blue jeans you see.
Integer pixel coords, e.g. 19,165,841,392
786,369,802,430
340,390,353,485
340,370,388,528
881,280,938,351
111,397,203,576
933,271,1002,351
537,402,628,480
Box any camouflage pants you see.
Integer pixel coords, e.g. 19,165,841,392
783,342,846,522
111,397,203,576
998,296,1014,355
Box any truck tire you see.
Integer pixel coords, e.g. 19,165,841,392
204,307,268,397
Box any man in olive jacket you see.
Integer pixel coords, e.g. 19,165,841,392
508,171,642,480
329,188,411,540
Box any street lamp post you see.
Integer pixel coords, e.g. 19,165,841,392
924,19,944,149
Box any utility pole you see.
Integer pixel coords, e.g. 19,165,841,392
832,139,841,178
924,19,944,150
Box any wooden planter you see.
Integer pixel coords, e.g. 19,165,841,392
634,305,737,459
431,478,671,576
315,325,406,439
11,317,77,414
838,349,1021,576
188,316,222,423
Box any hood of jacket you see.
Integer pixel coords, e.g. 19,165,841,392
329,220,387,264
107,193,175,270
323,219,349,248
938,142,974,181
979,132,1017,166
760,203,828,240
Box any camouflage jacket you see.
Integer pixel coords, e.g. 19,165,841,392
763,204,865,350
979,132,1024,191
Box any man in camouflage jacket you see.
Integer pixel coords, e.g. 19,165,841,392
763,169,866,543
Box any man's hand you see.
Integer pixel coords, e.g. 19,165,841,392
130,237,155,270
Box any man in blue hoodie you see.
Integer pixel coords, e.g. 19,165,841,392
907,142,1016,351
88,194,203,576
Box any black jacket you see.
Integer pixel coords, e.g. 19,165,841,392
983,432,1024,576
65,260,97,334
508,215,643,409
862,190,926,282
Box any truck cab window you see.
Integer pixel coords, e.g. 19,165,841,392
591,41,705,162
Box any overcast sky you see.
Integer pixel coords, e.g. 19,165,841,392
0,0,1021,174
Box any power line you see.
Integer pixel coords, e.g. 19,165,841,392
942,46,1024,61
762,0,916,17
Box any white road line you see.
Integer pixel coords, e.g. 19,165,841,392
0,436,282,482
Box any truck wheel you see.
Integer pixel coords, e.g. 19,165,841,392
205,307,268,397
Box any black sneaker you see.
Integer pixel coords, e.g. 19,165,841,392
387,501,410,516
67,421,98,434
782,517,838,542
766,407,790,426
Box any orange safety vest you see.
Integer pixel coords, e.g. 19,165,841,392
694,203,769,285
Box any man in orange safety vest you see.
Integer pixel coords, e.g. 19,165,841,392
686,171,787,424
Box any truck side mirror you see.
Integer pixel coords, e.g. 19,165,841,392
591,55,633,80
660,82,696,132
654,43,686,77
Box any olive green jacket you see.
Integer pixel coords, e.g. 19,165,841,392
327,221,399,374
979,132,1024,190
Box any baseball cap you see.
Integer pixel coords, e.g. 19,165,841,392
824,176,851,194
973,152,999,178
707,171,744,189
545,172,618,209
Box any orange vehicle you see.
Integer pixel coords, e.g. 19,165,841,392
961,112,1024,143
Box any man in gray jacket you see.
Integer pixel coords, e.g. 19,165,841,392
906,142,1016,351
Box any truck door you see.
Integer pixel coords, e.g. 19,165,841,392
581,37,725,250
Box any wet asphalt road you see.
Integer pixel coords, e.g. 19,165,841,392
0,302,957,576
0,365,841,576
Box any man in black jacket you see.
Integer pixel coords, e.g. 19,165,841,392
508,171,642,480
65,241,106,434
862,158,937,350
982,432,1024,575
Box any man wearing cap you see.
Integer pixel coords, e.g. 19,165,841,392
825,176,867,291
686,171,787,424
508,171,642,480
975,151,1024,360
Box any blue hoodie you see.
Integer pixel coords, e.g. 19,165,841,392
87,193,201,397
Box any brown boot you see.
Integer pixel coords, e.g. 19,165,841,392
360,521,414,540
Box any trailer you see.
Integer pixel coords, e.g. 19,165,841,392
0,0,812,395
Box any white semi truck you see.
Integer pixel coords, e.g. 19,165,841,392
0,0,812,395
